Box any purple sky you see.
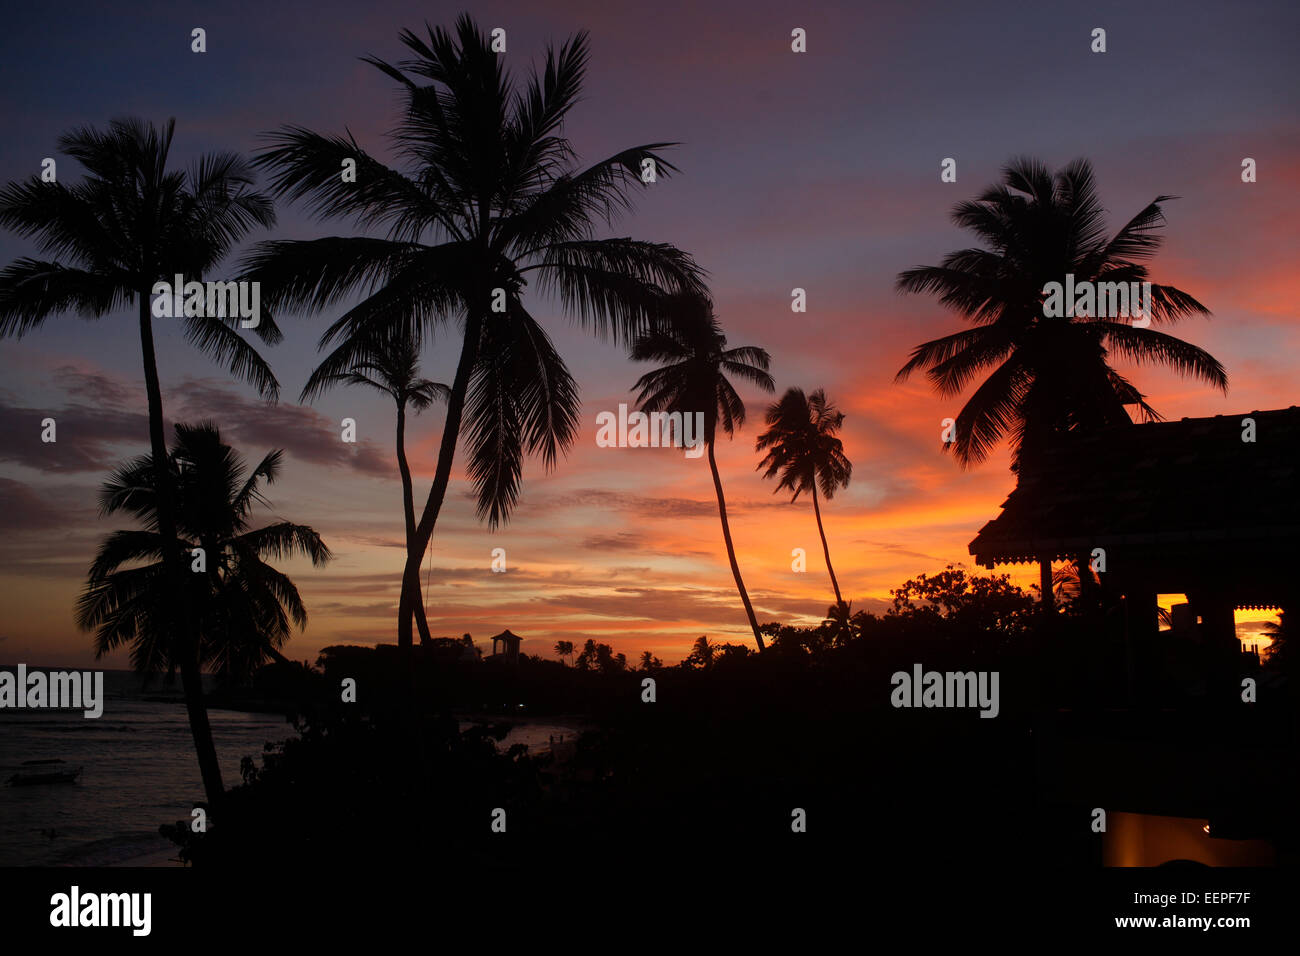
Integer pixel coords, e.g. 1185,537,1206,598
1,0,1297,667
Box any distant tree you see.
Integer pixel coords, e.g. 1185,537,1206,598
681,635,715,670
554,640,575,666
822,601,868,646
575,639,598,671
712,643,753,666
630,293,774,650
888,565,1036,637
639,650,662,671
756,387,852,608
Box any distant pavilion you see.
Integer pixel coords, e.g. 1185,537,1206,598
969,407,1300,701
489,629,523,665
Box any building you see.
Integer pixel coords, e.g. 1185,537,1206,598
968,407,1300,702
489,629,523,665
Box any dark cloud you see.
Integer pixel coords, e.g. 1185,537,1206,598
52,365,136,408
1,369,394,479
0,397,149,473
173,380,393,477
862,541,950,564
0,478,66,530
549,488,719,518
580,531,646,552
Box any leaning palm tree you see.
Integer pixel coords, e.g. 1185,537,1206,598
0,118,278,810
78,423,331,689
896,156,1226,475
630,294,774,650
242,17,708,651
301,334,448,645
755,387,852,608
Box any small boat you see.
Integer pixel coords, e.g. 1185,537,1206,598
7,759,82,786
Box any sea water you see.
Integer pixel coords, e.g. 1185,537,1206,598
0,670,297,866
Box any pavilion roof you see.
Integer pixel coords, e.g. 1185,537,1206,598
969,406,1300,567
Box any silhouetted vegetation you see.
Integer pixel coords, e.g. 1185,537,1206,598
167,565,1296,869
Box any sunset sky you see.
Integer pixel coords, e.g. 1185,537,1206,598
1,0,1296,668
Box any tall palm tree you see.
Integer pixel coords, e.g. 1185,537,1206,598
896,157,1226,601
755,387,852,608
895,156,1226,475
630,294,774,650
78,423,330,687
302,334,448,645
242,17,708,652
0,118,278,809
554,640,575,666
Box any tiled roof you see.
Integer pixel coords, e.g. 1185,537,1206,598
969,407,1300,566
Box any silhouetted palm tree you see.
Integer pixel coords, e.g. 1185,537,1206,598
682,635,715,669
302,335,448,645
0,118,277,809
243,17,707,651
77,423,330,687
554,640,574,666
821,601,867,646
896,157,1226,474
1261,612,1291,674
630,294,774,650
756,387,852,608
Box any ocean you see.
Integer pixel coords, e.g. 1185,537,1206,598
0,668,589,867
0,670,297,867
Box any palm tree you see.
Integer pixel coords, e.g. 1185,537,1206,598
822,600,865,646
755,387,853,608
554,640,575,666
1260,612,1290,674
301,334,448,646
629,294,774,650
896,157,1226,601
682,635,716,669
242,17,708,652
77,423,331,688
896,156,1226,475
0,118,278,810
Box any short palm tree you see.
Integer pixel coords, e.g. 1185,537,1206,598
302,334,448,645
242,17,707,651
77,423,331,686
756,387,852,608
0,117,278,809
630,294,774,650
896,156,1226,474
822,601,865,646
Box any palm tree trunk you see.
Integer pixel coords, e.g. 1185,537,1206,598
706,439,765,651
398,311,483,650
138,294,225,809
1075,551,1099,611
395,402,433,646
1039,557,1055,615
811,483,844,607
